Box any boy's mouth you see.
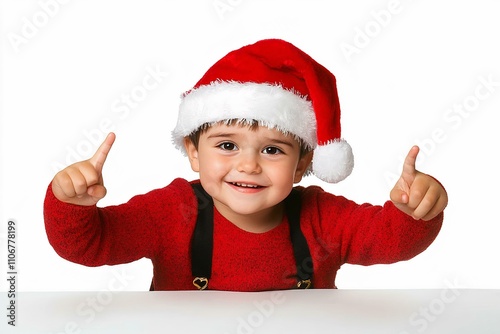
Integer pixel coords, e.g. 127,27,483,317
229,182,263,189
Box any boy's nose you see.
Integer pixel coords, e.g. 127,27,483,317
236,151,262,174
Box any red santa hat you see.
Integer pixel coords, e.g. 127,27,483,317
172,39,354,183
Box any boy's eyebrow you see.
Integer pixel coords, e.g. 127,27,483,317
267,138,295,148
206,132,237,140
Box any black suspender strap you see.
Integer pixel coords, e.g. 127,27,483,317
190,184,313,290
285,189,313,289
191,183,214,290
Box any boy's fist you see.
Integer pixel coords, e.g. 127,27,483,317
52,133,116,206
390,146,448,221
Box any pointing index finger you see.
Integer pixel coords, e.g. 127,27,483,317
402,145,419,177
90,132,116,173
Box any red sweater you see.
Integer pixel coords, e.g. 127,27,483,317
44,178,442,291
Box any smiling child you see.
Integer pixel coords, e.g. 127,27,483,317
44,39,447,291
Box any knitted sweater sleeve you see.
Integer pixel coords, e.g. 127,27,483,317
43,178,196,267
303,186,443,266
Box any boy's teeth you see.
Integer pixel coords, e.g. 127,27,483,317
234,182,259,188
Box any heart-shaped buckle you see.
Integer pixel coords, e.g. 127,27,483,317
297,279,312,289
193,277,209,290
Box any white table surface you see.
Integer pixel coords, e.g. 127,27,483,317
3,289,500,334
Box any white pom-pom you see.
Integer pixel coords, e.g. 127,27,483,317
312,140,354,183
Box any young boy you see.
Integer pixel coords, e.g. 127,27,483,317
44,39,447,291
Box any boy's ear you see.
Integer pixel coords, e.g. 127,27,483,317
294,151,313,183
183,138,200,172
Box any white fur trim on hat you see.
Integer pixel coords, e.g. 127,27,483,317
312,139,354,183
172,81,317,154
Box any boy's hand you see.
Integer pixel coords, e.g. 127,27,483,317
390,146,448,221
52,133,116,206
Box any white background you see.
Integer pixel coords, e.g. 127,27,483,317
1,0,499,292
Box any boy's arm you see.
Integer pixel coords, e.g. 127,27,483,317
337,199,443,266
310,146,446,266
343,146,446,265
44,186,175,267
43,132,154,266
44,133,196,267
43,181,195,267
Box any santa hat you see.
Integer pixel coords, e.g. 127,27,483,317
172,39,354,183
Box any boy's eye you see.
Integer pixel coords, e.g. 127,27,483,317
262,146,283,155
218,142,237,151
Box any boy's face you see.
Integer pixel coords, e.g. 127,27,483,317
184,123,312,223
